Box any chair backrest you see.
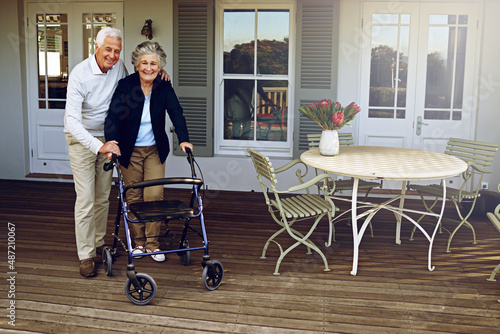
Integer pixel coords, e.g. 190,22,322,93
247,148,277,187
445,138,499,173
307,132,354,149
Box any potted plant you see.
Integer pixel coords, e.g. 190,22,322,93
299,99,361,155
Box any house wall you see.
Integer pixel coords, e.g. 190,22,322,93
1,0,498,193
476,0,500,189
0,0,28,179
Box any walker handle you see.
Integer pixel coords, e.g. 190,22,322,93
185,147,196,178
103,154,117,171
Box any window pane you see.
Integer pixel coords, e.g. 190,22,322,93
425,15,468,120
429,14,455,24
224,79,255,140
37,24,46,99
370,26,398,108
47,24,68,99
372,14,399,24
453,26,467,109
256,80,287,141
424,110,450,120
401,14,410,24
452,110,462,120
257,10,289,75
37,13,68,109
368,109,394,118
369,14,409,117
425,27,452,109
83,13,117,59
224,10,255,75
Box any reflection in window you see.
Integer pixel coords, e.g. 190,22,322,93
37,13,68,109
223,9,289,142
424,15,468,120
83,13,116,59
369,14,409,119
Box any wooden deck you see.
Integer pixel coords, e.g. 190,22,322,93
1,179,500,333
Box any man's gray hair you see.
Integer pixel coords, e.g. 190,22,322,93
131,41,167,70
95,27,123,48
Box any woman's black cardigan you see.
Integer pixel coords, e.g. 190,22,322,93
105,72,189,168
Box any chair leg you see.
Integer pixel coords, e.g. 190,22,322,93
273,214,331,275
445,199,477,253
487,263,500,282
261,227,286,259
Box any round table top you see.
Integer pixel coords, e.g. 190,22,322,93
300,146,468,181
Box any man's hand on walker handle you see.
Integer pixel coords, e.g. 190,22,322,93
99,140,121,160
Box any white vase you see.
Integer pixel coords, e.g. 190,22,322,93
319,130,340,156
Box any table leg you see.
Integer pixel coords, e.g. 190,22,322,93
427,179,447,272
395,181,407,245
350,178,360,276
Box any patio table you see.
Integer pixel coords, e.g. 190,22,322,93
300,146,468,275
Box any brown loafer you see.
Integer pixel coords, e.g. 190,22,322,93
80,258,97,277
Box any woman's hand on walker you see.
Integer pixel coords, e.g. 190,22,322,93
180,142,193,153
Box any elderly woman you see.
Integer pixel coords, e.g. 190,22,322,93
105,41,193,262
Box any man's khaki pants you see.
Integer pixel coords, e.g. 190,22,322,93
66,133,112,260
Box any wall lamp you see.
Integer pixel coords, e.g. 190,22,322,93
141,19,153,40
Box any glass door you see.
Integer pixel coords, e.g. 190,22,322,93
27,2,123,174
359,2,479,154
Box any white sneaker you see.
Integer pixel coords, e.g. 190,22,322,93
147,248,166,262
132,245,145,259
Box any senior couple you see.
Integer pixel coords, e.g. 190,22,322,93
64,27,193,277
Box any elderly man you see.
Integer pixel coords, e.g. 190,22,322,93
64,27,125,277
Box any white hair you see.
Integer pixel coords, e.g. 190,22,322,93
131,41,167,70
95,27,123,48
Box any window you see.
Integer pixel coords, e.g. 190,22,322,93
368,14,410,119
37,13,69,109
216,1,294,156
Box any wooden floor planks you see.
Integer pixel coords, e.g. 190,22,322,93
1,179,500,333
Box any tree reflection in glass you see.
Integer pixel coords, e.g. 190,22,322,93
223,9,289,141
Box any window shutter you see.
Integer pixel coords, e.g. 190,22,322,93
293,0,338,157
173,0,214,156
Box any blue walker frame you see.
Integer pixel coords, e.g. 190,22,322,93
102,149,223,305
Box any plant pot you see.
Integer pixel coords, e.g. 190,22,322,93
319,130,339,156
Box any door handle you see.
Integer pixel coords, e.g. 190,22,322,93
416,116,428,136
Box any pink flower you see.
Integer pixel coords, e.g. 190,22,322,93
332,111,344,126
319,99,330,108
348,102,361,114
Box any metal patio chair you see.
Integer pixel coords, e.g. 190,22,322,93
486,183,500,283
247,148,336,275
256,104,285,141
408,138,499,253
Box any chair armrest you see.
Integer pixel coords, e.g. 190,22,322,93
274,159,309,185
273,159,305,174
468,161,491,174
287,173,333,194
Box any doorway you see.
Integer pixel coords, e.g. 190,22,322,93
359,2,480,154
27,2,123,175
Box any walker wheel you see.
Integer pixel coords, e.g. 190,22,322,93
202,260,224,291
124,273,157,305
102,247,113,276
178,240,191,266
